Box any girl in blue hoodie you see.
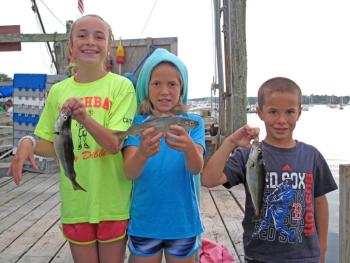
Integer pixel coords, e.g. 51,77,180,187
123,48,205,263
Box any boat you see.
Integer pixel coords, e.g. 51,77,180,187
302,105,309,111
339,97,344,110
246,104,257,113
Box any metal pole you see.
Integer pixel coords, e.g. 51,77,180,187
212,0,226,137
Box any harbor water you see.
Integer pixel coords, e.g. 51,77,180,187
248,104,350,262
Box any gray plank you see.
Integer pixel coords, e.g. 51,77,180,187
0,203,60,262
0,183,59,234
17,220,65,263
0,172,37,193
0,194,60,253
50,242,73,263
0,174,58,220
200,187,240,261
228,184,246,212
211,189,245,262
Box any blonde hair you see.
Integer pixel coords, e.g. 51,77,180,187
66,14,114,74
257,77,302,108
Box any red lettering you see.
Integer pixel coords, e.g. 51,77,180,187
102,98,112,110
305,212,314,223
305,193,312,203
82,150,90,160
75,96,111,110
94,96,102,108
85,96,93,108
304,222,315,236
304,173,315,236
306,173,313,183
81,149,108,160
292,203,302,220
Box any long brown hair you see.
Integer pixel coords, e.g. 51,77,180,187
66,14,114,74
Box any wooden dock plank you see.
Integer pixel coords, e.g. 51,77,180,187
201,187,241,262
0,173,58,218
17,220,65,263
0,174,50,204
210,188,245,261
0,183,59,234
0,173,36,193
228,184,246,212
0,192,60,252
50,242,72,263
0,172,247,262
0,203,60,262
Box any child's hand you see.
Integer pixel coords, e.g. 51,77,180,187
138,127,163,158
165,125,193,153
62,98,88,124
227,124,260,148
7,139,39,185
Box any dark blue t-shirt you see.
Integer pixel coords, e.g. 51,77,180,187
223,141,338,263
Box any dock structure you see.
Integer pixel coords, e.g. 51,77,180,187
339,164,350,263
0,172,246,263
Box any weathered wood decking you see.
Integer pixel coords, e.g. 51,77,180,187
0,172,246,263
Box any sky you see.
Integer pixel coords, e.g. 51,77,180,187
0,0,349,98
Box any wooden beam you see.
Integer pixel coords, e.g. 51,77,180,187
339,164,350,263
0,33,68,43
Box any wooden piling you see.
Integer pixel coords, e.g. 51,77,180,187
339,164,350,263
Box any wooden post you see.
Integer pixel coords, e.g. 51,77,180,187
339,164,350,263
222,0,247,135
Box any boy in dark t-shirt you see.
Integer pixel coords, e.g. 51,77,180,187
202,77,338,263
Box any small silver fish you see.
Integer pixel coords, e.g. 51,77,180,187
53,109,86,192
246,140,266,220
113,116,199,140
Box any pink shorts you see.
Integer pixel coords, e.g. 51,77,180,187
62,220,128,245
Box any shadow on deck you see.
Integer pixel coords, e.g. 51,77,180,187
0,172,246,263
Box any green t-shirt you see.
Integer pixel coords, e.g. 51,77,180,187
35,72,136,224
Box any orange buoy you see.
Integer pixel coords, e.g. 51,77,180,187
116,38,125,64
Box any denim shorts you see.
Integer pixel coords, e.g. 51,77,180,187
128,235,197,258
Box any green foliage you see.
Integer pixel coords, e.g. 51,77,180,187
0,73,12,82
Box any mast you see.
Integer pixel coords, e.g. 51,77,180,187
30,0,58,72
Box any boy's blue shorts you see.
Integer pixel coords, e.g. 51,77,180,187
128,235,198,258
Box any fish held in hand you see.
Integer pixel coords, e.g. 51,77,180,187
54,109,86,192
113,116,199,140
246,140,266,220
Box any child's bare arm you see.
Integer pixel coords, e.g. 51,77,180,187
123,128,162,180
315,195,329,263
201,136,235,187
202,125,259,188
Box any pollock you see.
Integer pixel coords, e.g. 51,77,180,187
113,115,199,140
246,140,266,220
53,109,86,192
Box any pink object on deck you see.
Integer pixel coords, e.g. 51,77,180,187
196,238,237,263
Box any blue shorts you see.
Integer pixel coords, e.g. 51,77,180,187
128,235,198,258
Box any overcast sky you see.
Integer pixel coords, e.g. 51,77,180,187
0,0,349,98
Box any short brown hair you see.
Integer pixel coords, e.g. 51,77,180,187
257,77,302,108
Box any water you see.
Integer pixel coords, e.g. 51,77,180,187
247,105,350,262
